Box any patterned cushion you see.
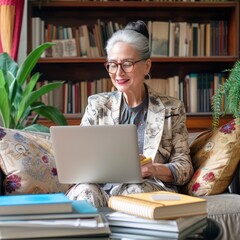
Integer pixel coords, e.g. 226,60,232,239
186,119,240,196
0,127,69,195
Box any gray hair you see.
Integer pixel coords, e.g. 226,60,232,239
105,29,151,60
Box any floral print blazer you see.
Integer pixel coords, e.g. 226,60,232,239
81,84,193,186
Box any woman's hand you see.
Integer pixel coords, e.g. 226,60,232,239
139,155,174,183
139,154,146,161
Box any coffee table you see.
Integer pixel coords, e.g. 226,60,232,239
186,218,223,240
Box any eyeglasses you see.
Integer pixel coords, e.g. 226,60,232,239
104,58,147,74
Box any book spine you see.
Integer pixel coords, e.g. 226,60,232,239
108,196,160,220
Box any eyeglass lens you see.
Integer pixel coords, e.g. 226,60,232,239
105,61,134,73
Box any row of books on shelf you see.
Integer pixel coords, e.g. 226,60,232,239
149,20,228,57
32,17,228,58
38,78,114,114
39,71,226,115
42,73,221,114
32,18,122,58
147,71,227,113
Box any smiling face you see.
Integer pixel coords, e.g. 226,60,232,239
107,42,151,104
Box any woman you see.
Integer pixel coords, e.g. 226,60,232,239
66,20,193,207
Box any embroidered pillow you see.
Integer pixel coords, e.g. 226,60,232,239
186,119,240,196
0,127,69,195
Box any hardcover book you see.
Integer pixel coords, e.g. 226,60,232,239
0,200,98,221
106,211,207,233
108,191,207,220
0,214,110,239
0,193,72,215
109,217,206,240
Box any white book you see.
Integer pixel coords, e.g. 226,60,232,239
179,22,187,57
145,78,169,96
147,20,152,53
173,75,179,99
31,17,37,50
35,17,43,48
108,212,207,240
0,215,110,239
79,26,87,57
63,38,77,57
151,21,169,57
41,19,46,57
107,212,206,233
168,21,175,57
81,25,91,57
189,73,198,113
168,76,175,98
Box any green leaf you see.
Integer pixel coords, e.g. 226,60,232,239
16,106,32,129
0,53,18,79
16,42,55,86
9,78,20,104
22,72,40,99
16,81,64,122
33,105,67,126
0,70,5,88
23,124,50,133
212,60,240,129
0,87,10,128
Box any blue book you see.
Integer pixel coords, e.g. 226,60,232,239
72,200,98,214
0,193,72,215
0,200,99,221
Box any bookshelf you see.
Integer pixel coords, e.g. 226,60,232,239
27,0,239,131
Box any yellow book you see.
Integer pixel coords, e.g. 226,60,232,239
108,191,207,220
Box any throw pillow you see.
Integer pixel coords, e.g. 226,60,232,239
186,119,240,196
0,127,69,195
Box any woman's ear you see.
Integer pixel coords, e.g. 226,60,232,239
145,58,152,75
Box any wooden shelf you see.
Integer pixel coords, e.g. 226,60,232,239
34,114,232,133
28,0,239,130
38,56,238,64
186,114,232,132
30,1,237,8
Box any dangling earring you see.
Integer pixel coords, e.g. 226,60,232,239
146,73,151,80
145,73,151,81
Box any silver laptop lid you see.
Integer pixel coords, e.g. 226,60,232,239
50,124,142,184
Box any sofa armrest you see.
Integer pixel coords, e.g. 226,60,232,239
228,162,240,195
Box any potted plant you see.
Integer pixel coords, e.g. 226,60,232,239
0,42,67,132
212,60,240,129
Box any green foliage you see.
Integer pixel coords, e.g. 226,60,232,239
212,60,240,129
0,42,67,132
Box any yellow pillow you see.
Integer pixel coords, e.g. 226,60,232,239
186,119,240,196
0,127,69,195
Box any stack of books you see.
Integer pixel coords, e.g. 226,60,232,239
107,191,208,239
0,193,110,239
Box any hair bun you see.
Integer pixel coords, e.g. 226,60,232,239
124,20,149,39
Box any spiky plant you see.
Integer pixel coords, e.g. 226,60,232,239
212,60,240,129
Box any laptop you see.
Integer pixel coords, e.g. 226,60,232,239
50,124,142,184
